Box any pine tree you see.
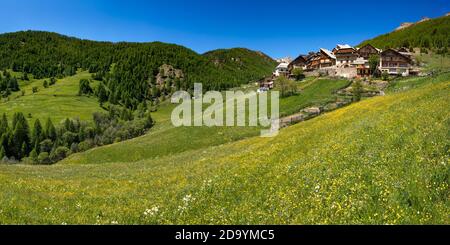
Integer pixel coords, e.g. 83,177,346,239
12,113,30,159
20,142,27,160
0,146,5,159
97,82,108,104
78,79,93,95
45,118,57,141
31,119,43,149
0,113,8,135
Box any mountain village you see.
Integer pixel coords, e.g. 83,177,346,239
262,43,421,90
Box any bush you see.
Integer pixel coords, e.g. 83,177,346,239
382,71,390,81
37,152,51,164
78,140,94,152
50,146,69,162
352,80,363,102
275,76,298,98
49,77,56,86
292,68,305,81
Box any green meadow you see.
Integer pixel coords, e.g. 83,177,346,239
0,71,104,124
0,73,448,224
62,77,350,165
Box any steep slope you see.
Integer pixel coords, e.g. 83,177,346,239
0,74,448,224
0,71,104,124
61,78,349,165
0,31,276,104
358,15,449,50
203,48,277,83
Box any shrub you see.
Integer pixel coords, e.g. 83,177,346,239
275,76,298,98
292,68,305,81
49,77,57,86
39,139,53,153
37,152,51,164
382,71,390,81
50,146,69,162
78,140,94,152
352,80,363,102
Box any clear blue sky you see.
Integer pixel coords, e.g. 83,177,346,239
0,0,448,58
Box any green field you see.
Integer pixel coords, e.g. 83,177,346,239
61,77,349,165
0,73,448,224
0,71,104,124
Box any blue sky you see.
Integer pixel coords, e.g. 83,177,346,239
0,0,448,58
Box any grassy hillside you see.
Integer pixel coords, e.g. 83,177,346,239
204,48,276,83
62,78,349,165
0,31,276,105
358,15,449,50
0,74,448,224
0,71,104,124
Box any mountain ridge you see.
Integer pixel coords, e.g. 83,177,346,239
0,30,277,108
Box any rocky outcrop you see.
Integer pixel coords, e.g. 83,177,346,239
156,64,184,86
395,22,414,31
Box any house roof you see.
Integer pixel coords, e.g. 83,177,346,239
381,48,412,62
320,48,336,59
336,44,352,49
289,54,308,66
334,48,356,54
357,43,382,53
276,63,289,69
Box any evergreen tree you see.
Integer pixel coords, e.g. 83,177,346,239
31,119,43,150
369,55,380,76
97,82,108,104
11,113,30,159
0,113,8,135
78,79,93,95
45,118,57,141
7,77,20,91
0,146,5,160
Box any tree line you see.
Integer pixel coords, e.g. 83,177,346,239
0,106,153,164
0,31,276,110
359,15,449,52
0,71,20,98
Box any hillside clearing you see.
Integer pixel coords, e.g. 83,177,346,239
0,71,104,124
62,78,350,165
0,74,448,224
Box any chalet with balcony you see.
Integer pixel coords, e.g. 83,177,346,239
357,44,381,60
288,54,308,72
307,49,336,70
380,48,413,76
273,62,289,77
333,44,358,67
